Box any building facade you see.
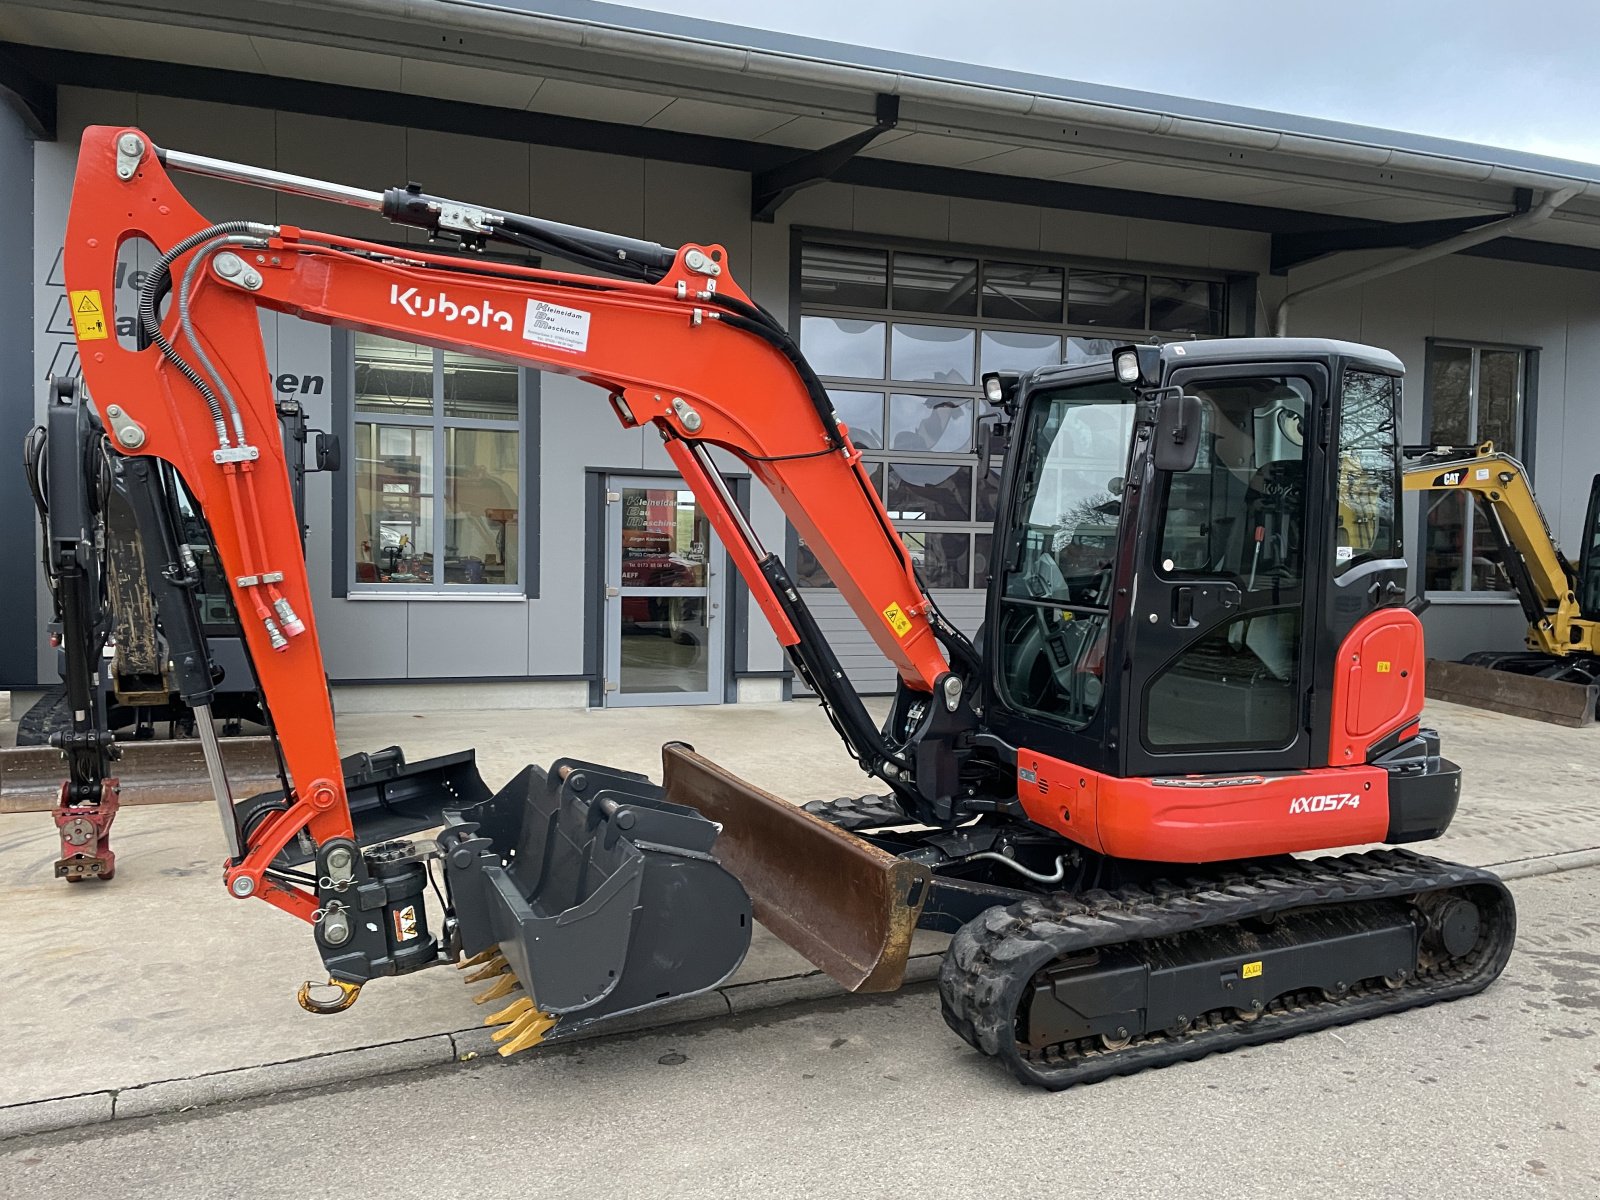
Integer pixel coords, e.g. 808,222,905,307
6,1,1600,711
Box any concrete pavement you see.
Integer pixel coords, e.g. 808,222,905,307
0,697,1596,1144
3,863,1597,1200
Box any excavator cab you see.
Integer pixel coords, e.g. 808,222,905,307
1581,475,1600,622
984,339,1417,784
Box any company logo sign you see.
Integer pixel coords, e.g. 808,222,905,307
389,284,515,331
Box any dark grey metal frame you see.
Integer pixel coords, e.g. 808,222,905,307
332,328,541,600
789,225,1251,594
1416,335,1541,599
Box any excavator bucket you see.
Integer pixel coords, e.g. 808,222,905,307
439,758,752,1050
659,743,931,993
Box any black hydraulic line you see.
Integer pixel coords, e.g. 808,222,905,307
379,185,676,280
23,423,57,608
757,553,914,793
138,221,272,445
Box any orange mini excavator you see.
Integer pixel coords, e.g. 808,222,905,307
54,125,1512,1087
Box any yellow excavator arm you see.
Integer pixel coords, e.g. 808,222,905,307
1403,443,1597,656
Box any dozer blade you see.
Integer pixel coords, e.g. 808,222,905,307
660,743,931,993
1425,658,1598,727
440,757,752,1047
0,737,281,814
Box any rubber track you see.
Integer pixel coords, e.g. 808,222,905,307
938,848,1516,1089
800,793,909,831
15,686,70,748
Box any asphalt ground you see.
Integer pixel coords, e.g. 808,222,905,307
1,695,1597,1192
3,863,1597,1200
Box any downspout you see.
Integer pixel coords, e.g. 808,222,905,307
1273,186,1581,336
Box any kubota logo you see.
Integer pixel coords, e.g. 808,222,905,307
389,284,514,331
1289,793,1361,815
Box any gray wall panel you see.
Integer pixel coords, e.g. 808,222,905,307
0,103,36,686
317,599,408,679
408,601,530,677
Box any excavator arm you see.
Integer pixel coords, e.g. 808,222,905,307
1403,443,1596,656
63,125,966,925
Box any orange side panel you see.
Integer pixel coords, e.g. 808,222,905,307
1328,608,1425,766
1016,749,1103,853
1018,748,1389,863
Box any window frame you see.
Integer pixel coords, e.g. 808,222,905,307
342,332,537,599
1420,338,1537,600
792,227,1241,592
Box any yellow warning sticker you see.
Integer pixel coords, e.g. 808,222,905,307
69,290,109,341
1242,960,1263,979
1376,660,1392,674
882,602,913,638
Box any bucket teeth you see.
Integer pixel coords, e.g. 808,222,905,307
463,954,509,984
485,996,535,1027
495,1010,557,1057
457,948,501,970
472,972,521,1004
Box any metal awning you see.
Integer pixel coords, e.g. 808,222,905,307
6,0,1600,256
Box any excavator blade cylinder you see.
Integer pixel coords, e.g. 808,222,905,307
440,758,752,1042
660,744,931,993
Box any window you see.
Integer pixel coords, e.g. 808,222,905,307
995,379,1138,727
1335,370,1400,573
352,333,525,591
796,239,1229,590
1145,376,1312,751
1421,343,1529,595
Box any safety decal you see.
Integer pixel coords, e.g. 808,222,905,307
69,290,109,341
1376,660,1392,673
1242,960,1263,979
523,298,592,353
882,602,913,638
393,904,419,943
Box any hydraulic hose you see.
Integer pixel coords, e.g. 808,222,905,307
138,221,276,447
176,234,273,449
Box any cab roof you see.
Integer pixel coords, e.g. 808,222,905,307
1153,338,1404,374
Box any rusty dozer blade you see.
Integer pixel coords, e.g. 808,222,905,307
660,743,931,994
439,758,753,1044
0,736,281,814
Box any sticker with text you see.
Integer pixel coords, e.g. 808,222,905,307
523,299,592,353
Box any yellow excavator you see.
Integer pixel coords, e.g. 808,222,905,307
1402,444,1600,725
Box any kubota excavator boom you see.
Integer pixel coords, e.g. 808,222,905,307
55,125,1514,1088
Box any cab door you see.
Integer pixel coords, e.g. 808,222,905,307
1119,361,1330,777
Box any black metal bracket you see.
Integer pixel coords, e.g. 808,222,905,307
751,93,900,222
1269,189,1533,275
0,44,55,140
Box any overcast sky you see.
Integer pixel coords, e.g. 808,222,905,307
624,0,1600,165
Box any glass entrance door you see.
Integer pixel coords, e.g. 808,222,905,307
605,478,725,706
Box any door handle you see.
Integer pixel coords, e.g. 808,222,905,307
1367,579,1404,606
1172,586,1195,627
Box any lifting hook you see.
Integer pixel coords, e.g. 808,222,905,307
297,977,363,1015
